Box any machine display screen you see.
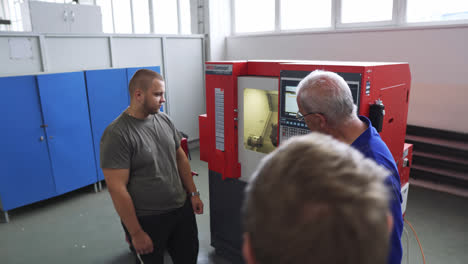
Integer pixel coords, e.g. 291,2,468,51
284,86,299,117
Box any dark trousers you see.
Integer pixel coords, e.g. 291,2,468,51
123,198,199,264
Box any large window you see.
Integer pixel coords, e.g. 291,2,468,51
179,0,191,34
280,0,331,30
112,0,132,34
233,0,468,35
341,0,393,24
133,0,150,34
95,0,113,33
235,0,275,33
0,0,193,34
153,0,178,34
407,0,468,23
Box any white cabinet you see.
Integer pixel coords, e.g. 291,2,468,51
27,1,102,34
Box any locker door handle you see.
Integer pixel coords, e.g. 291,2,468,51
40,136,44,141
40,124,48,128
63,10,68,22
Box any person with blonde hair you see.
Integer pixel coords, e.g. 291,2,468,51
242,132,393,264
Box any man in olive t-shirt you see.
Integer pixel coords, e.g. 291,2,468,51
100,69,203,264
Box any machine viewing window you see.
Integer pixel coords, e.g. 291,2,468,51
243,88,278,154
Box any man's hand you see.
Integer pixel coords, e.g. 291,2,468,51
191,196,204,214
131,230,154,255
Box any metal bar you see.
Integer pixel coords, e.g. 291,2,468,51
177,0,182,34
197,0,204,34
130,0,135,34
36,33,203,38
397,0,408,26
111,0,116,33
108,36,114,67
38,35,49,72
148,0,154,33
161,36,170,115
0,32,41,37
332,0,339,29
230,0,235,35
275,0,280,32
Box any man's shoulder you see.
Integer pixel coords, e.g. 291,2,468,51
364,138,395,165
154,112,176,127
155,111,170,121
103,113,129,137
353,132,397,169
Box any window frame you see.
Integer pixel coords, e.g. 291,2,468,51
335,0,399,29
278,0,334,32
402,0,468,27
231,0,277,35
231,0,468,36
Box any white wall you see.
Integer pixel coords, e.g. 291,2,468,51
225,26,468,133
111,37,163,69
165,37,205,140
45,37,111,72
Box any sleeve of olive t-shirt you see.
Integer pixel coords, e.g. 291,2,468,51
161,112,182,151
100,129,132,169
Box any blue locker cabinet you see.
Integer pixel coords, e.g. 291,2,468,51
0,76,56,215
85,69,129,181
36,72,97,195
0,72,98,222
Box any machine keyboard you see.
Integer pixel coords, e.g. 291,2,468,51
280,126,310,142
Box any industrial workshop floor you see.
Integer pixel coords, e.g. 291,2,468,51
0,148,467,264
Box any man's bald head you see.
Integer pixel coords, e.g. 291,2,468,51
296,70,356,127
128,69,164,98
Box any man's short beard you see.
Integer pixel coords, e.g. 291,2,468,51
143,98,159,115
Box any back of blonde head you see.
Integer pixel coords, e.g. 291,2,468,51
243,132,390,264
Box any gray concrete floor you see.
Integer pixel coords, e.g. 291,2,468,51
0,148,467,263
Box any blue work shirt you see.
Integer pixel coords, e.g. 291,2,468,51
351,116,403,264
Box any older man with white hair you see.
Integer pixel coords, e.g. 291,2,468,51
295,70,403,264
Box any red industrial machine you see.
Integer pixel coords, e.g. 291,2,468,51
199,60,413,261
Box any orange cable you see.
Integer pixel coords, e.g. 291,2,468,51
404,218,426,264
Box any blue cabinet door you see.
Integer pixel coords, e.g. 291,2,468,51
126,66,163,111
85,69,129,181
0,76,56,211
37,72,97,195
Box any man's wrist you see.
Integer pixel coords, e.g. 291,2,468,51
190,191,200,197
129,228,144,237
